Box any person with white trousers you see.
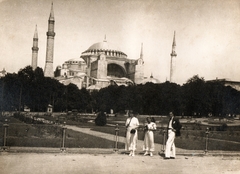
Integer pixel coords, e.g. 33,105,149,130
143,117,157,157
125,111,139,156
165,112,182,159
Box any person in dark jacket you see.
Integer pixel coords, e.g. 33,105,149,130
165,112,182,159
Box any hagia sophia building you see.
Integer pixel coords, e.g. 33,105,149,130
31,3,166,90
28,3,240,93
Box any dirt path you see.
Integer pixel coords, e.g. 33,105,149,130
0,153,239,174
66,125,163,151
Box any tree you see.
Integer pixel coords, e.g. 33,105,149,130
206,81,225,116
182,75,208,116
2,66,240,117
3,73,21,111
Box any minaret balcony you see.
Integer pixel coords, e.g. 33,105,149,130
46,31,56,37
32,47,39,51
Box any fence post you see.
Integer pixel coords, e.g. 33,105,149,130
205,127,210,154
161,129,166,154
2,119,9,151
114,124,119,152
61,121,67,152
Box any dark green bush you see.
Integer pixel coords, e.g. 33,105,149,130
95,112,107,126
217,123,228,131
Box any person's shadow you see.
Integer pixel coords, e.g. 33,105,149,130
158,152,165,158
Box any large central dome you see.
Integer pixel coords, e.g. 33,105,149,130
81,38,127,58
87,40,120,52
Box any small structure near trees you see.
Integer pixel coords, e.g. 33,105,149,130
47,104,53,113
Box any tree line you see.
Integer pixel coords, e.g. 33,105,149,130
0,66,240,117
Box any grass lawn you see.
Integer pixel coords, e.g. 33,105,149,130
6,131,124,149
0,116,124,148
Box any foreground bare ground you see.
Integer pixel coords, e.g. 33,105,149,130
0,153,239,174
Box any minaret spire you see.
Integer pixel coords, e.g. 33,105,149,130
103,34,107,42
49,2,54,20
171,31,177,56
31,25,39,70
170,31,177,83
140,43,143,59
44,3,56,77
33,25,38,38
150,72,153,78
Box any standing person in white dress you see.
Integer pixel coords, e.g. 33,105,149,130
143,117,157,157
125,110,139,156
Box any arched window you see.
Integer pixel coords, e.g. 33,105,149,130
107,64,126,78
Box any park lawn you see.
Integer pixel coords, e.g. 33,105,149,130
0,117,124,148
6,130,124,148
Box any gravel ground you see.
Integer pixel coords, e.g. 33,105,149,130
0,152,240,174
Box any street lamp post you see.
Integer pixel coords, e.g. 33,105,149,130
161,129,166,154
0,80,4,116
205,127,210,154
114,124,119,152
61,121,67,152
18,83,23,113
2,118,9,151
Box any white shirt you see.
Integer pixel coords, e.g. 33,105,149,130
168,117,173,129
147,122,157,131
126,117,139,129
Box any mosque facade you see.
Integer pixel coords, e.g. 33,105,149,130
54,38,144,90
80,38,144,89
31,3,145,90
33,3,146,90
28,4,240,91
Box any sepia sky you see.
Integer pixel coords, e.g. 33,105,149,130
0,0,240,84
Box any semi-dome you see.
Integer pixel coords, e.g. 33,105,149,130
63,58,86,66
141,74,160,84
67,58,85,62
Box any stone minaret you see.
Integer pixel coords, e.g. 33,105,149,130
44,3,55,77
140,43,143,59
170,31,177,83
134,43,144,84
31,25,39,70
